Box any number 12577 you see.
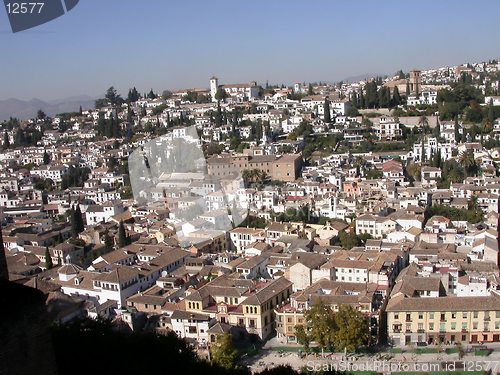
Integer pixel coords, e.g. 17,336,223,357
6,3,44,13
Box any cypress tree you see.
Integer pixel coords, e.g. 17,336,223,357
118,221,127,248
489,99,494,123
75,205,84,233
365,81,378,109
215,103,222,127
3,131,9,148
454,117,460,143
104,229,113,253
421,138,425,163
324,98,331,123
45,246,53,270
232,111,237,136
43,151,50,165
56,232,62,245
393,86,401,106
70,207,78,239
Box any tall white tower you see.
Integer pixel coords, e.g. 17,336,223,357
210,76,219,102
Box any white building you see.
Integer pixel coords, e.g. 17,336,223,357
85,201,125,226
30,164,69,182
171,310,215,344
373,117,402,140
456,275,489,297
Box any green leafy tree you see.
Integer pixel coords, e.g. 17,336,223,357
215,88,228,101
338,231,361,249
147,89,157,99
209,333,238,370
43,151,50,165
407,163,421,182
105,86,123,107
365,168,383,179
295,299,335,356
332,305,367,352
162,90,172,100
95,98,107,109
294,325,311,352
467,195,485,224
45,246,53,270
345,106,359,117
182,91,198,103
37,109,46,120
127,87,140,103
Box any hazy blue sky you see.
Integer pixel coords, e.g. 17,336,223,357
1,0,499,101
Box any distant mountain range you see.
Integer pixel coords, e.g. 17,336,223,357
0,95,100,121
342,73,387,83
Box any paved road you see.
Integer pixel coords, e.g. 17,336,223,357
239,337,500,374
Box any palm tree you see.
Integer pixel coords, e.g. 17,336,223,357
251,169,261,183
242,169,252,188
483,121,492,134
459,149,479,177
446,169,462,184
256,170,267,183
418,115,429,128
353,155,366,176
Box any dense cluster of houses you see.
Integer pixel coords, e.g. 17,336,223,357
3,61,500,349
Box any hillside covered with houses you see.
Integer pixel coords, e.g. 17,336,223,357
4,58,500,353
